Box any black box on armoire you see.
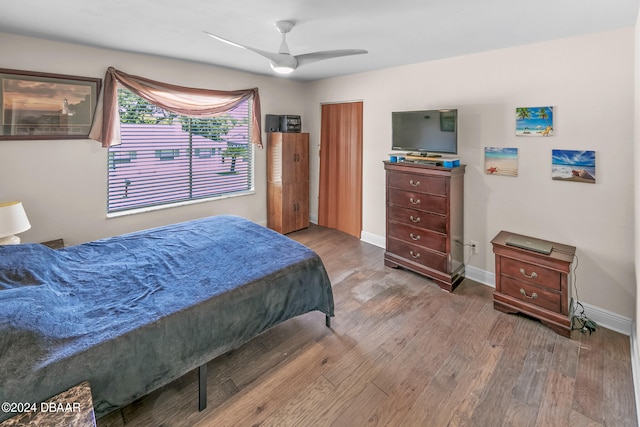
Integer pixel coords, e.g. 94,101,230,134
265,114,301,133
265,114,280,132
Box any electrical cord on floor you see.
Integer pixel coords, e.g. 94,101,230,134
554,251,598,334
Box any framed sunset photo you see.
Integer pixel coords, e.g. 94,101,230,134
0,68,101,140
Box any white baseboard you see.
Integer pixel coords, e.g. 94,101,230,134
578,302,633,336
465,264,496,288
361,231,385,248
360,231,633,336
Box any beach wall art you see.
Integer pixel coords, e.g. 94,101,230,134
516,106,553,137
485,147,518,177
551,149,596,184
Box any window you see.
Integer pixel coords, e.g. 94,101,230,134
107,88,253,214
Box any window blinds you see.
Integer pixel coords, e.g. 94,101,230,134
107,90,253,213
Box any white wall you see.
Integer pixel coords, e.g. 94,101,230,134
0,32,306,245
0,29,635,322
304,28,636,320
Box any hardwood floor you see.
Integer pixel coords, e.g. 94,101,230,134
98,224,637,427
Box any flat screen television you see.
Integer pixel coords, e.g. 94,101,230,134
391,109,458,155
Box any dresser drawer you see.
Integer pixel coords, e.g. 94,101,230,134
388,172,447,195
500,257,561,291
388,221,446,253
387,238,447,272
387,206,447,233
388,190,447,215
500,276,561,313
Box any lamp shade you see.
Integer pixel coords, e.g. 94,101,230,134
0,201,31,243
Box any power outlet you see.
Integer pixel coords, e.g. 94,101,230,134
470,240,479,254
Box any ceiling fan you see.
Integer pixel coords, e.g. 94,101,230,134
204,21,368,74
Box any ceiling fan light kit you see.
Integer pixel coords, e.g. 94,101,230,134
204,20,367,75
270,63,295,74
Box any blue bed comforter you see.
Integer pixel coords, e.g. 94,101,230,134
0,215,334,420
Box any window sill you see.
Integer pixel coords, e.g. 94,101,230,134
106,190,255,219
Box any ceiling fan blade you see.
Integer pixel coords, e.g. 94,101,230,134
294,49,368,67
203,31,288,65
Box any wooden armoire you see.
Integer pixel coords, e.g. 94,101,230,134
267,132,310,234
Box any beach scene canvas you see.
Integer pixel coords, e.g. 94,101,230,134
485,147,518,177
552,149,595,184
516,106,553,137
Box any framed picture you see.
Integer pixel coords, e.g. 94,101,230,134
516,106,553,137
0,68,101,140
552,149,596,184
485,147,518,177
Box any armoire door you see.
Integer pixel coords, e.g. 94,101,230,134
283,181,309,233
281,133,309,184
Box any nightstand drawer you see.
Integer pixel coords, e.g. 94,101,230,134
387,206,447,233
501,276,561,313
388,190,447,215
500,257,561,291
387,172,446,195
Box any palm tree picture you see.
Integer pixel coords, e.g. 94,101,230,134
516,106,553,136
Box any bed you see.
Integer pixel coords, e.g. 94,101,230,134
0,215,334,421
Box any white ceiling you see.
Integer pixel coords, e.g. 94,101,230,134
1,0,638,82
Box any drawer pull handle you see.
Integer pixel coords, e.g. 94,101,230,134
410,250,421,259
410,198,421,205
520,288,538,299
519,268,538,279
409,180,420,187
410,233,421,241
409,215,421,223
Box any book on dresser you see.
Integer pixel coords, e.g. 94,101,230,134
384,161,465,292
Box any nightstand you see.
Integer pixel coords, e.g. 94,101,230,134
41,238,65,249
491,231,576,337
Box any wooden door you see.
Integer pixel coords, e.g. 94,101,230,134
319,102,363,238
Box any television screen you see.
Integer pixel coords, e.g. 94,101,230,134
391,109,458,155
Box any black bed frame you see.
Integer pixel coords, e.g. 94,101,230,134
197,314,331,411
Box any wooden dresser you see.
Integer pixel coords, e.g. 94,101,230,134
384,161,465,292
491,231,576,337
267,132,309,234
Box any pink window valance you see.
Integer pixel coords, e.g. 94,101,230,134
89,67,262,148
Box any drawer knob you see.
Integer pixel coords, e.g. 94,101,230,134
410,233,421,241
409,250,421,259
410,198,421,205
520,288,538,299
409,215,421,223
519,268,538,279
409,179,420,187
